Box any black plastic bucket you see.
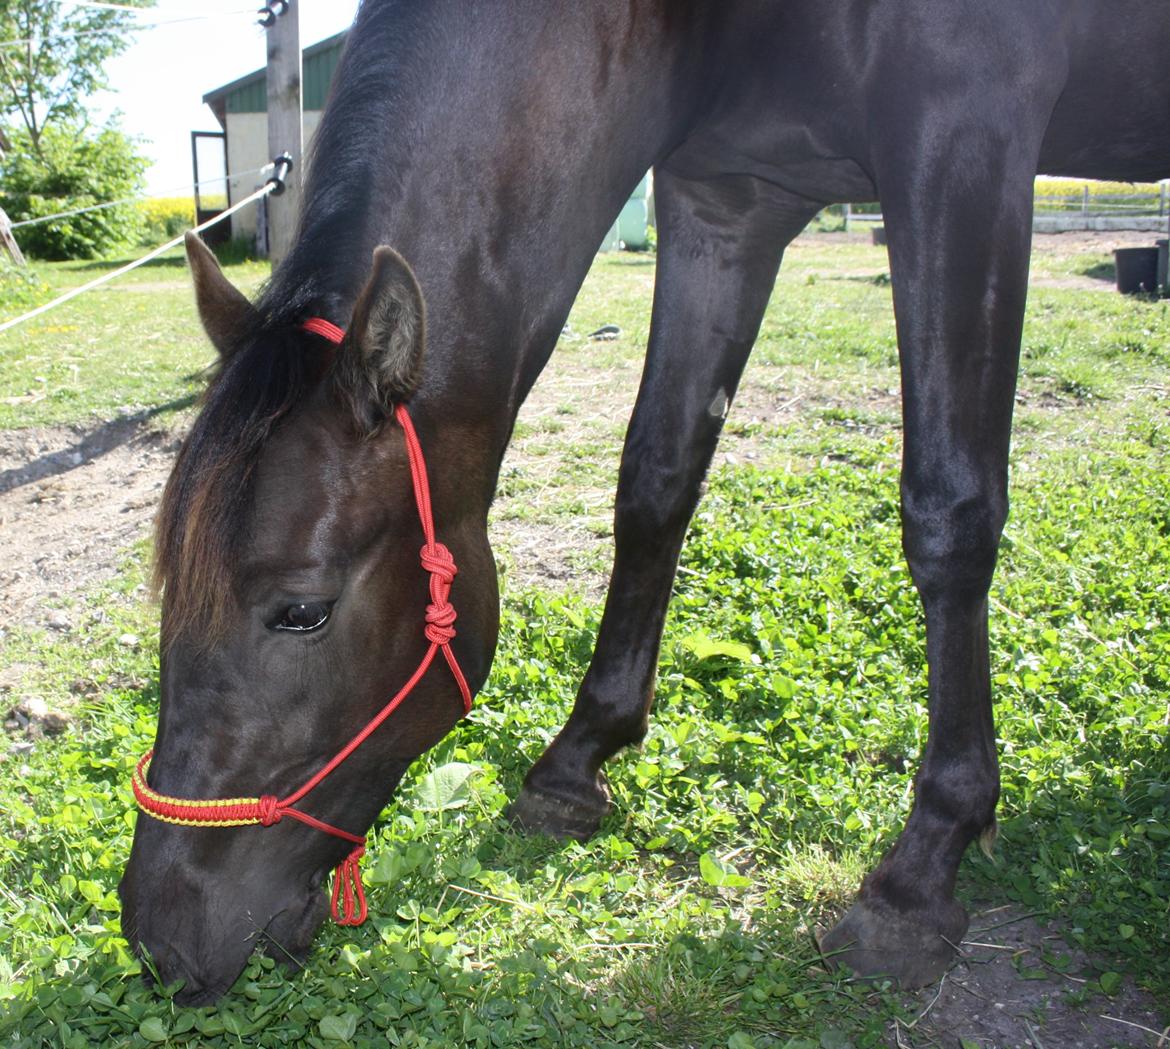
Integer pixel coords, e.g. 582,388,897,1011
1114,246,1159,294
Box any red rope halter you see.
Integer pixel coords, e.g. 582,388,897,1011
132,318,472,926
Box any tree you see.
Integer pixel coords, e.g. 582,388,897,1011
0,121,146,258
0,0,154,158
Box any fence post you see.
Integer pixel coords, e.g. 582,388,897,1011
264,0,302,269
0,207,25,266
843,202,851,232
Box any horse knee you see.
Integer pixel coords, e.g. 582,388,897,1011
613,466,702,550
901,486,1007,601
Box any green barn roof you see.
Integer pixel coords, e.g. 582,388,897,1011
202,30,348,128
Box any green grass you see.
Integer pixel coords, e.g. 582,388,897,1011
0,248,268,430
1,239,1169,1046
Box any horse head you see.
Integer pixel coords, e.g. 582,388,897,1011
118,234,498,1004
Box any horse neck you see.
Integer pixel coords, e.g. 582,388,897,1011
264,2,718,490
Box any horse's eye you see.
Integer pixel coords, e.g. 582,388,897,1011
273,602,333,633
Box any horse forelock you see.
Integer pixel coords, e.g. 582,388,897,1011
154,328,320,649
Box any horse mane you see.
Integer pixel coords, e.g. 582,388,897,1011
153,325,322,648
251,0,420,323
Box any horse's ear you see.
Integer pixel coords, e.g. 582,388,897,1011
336,246,425,429
184,231,257,358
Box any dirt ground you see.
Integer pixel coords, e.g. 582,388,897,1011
1,230,1167,1046
892,903,1169,1049
0,411,178,630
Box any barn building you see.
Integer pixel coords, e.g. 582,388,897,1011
200,31,345,244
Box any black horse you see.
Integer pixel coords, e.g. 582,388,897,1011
119,0,1170,1004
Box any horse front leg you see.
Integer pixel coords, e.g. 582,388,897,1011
821,112,1046,985
509,172,817,839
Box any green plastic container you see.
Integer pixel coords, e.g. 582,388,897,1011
600,175,651,252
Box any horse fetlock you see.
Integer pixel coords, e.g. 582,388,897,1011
913,761,1000,845
818,894,969,988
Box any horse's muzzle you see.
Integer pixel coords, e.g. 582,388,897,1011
118,821,329,1005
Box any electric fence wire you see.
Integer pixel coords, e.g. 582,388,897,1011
56,0,255,15
0,5,258,49
0,181,277,336
9,163,277,229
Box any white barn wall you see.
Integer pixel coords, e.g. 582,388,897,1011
225,111,324,240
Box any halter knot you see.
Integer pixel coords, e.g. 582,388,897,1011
257,795,281,826
419,542,456,585
424,604,457,644
420,543,458,645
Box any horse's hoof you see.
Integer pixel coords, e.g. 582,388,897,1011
506,782,609,841
817,897,968,988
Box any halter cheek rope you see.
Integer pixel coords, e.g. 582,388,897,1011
132,318,472,926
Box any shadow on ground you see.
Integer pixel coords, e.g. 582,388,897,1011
0,395,195,496
1081,260,1116,283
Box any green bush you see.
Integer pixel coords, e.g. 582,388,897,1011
0,123,148,259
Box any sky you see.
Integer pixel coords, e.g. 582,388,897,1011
91,0,360,195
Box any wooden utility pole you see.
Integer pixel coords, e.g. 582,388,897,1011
264,0,302,268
